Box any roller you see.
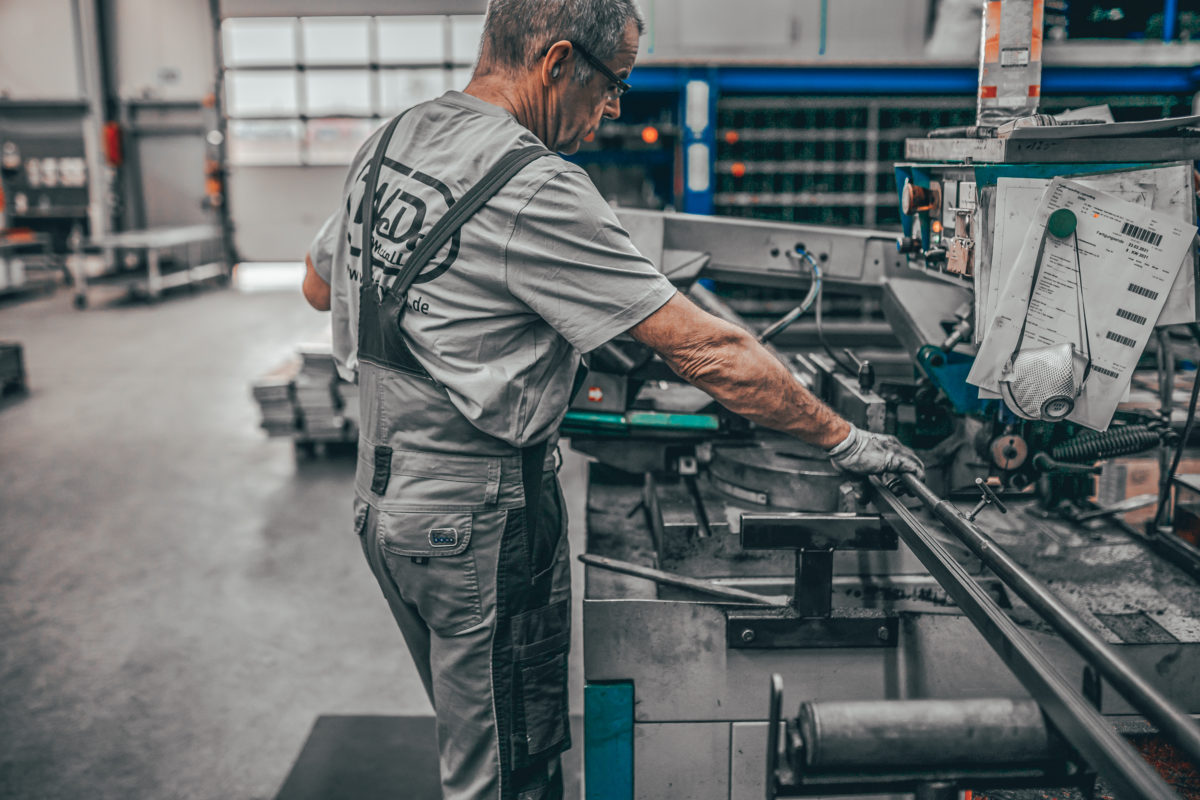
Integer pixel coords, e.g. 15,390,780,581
798,698,1063,769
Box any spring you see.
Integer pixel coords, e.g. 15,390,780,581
1050,425,1161,463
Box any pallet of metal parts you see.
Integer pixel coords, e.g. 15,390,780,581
294,342,351,443
251,357,299,436
0,341,27,397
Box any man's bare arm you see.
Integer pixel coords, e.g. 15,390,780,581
628,292,850,449
303,253,331,311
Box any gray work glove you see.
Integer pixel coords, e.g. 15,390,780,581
826,424,925,480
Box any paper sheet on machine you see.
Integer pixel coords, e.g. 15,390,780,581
967,177,1197,429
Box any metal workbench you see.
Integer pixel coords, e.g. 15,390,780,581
71,224,229,308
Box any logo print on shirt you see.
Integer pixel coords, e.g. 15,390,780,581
428,528,459,548
346,158,459,291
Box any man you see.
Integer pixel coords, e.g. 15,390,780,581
304,2,923,798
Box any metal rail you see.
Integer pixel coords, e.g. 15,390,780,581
869,476,1182,800
578,553,789,607
894,473,1200,769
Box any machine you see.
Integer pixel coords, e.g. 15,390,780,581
572,8,1200,796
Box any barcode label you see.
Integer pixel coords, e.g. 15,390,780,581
1092,365,1119,379
1106,331,1137,348
1115,308,1148,326
1000,48,1030,67
1121,221,1163,247
1127,283,1159,300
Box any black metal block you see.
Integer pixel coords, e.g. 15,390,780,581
727,608,898,649
741,513,896,551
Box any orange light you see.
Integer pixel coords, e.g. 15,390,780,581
931,220,943,234
724,130,739,145
731,162,746,179
641,126,659,144
583,131,595,143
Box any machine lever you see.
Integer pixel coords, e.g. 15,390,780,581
841,348,875,392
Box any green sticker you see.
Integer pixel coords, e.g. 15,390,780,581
1047,208,1077,239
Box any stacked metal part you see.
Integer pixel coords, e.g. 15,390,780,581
251,358,299,437
0,341,25,397
293,342,348,442
251,339,358,446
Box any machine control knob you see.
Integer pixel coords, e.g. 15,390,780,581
896,236,921,254
989,435,1029,470
901,179,941,216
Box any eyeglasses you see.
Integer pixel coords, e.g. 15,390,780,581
569,41,631,101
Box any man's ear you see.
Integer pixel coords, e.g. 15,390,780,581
541,39,572,87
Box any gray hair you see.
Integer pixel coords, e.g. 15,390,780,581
477,0,645,84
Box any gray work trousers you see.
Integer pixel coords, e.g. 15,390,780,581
353,447,571,800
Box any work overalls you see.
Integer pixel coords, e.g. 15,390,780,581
349,117,570,800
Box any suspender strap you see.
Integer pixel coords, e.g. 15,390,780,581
360,111,410,292
386,144,551,300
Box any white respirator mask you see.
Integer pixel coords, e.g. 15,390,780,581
998,208,1092,422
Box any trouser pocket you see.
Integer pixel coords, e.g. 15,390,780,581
511,598,571,764
377,506,503,637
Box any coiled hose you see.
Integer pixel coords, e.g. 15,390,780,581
1050,425,1162,463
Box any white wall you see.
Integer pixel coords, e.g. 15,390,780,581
110,0,215,229
0,0,82,99
111,0,214,100
641,0,932,62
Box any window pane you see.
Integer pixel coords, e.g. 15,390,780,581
305,70,372,115
379,69,447,115
228,120,303,164
300,17,369,65
307,118,377,164
377,17,446,64
449,66,474,91
449,15,484,66
226,71,298,116
223,19,296,67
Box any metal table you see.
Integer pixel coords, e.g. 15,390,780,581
72,224,228,308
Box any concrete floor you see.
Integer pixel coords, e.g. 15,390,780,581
0,280,589,799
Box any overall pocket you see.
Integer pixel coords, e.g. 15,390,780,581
378,507,504,637
511,598,571,762
528,475,566,584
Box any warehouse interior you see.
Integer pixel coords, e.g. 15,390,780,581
2,1,1200,799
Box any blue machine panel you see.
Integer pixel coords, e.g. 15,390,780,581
584,682,634,800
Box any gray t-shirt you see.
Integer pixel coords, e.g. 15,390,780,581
310,91,676,449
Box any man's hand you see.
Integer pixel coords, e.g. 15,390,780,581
827,424,925,480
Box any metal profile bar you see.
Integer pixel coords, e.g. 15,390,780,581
868,476,1181,800
1164,0,1180,40
892,473,1200,768
715,160,878,174
578,553,787,607
620,65,1200,97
